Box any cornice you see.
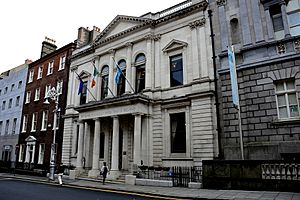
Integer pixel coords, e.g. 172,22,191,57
72,1,208,60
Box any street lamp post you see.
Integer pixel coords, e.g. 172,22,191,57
44,87,60,181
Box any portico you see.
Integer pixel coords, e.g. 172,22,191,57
75,95,150,179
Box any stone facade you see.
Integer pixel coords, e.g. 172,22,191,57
63,0,218,179
211,0,300,160
0,63,28,162
17,41,75,168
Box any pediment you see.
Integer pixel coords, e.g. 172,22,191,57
94,15,152,43
78,70,91,79
162,39,188,53
25,135,36,142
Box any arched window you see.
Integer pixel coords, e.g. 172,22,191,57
101,65,109,100
116,59,126,96
230,18,240,45
135,53,146,93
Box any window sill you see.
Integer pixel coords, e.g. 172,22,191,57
40,129,47,131
271,118,300,126
58,68,64,71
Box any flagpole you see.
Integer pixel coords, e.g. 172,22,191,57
112,57,135,93
74,71,97,101
228,45,244,160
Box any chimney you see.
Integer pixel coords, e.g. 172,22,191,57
41,37,57,58
76,26,100,48
25,59,33,64
91,26,101,41
77,27,90,48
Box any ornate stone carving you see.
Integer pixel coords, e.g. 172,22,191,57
189,18,206,29
144,34,155,41
153,34,161,41
125,42,133,47
294,39,300,51
217,0,226,6
277,43,286,54
108,49,115,55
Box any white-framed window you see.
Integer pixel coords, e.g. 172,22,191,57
25,91,31,104
16,96,20,107
8,98,12,109
5,120,9,135
22,115,28,132
57,80,63,95
35,87,40,101
275,79,300,119
2,101,6,110
59,55,66,70
37,65,43,79
0,121,2,135
38,143,45,164
28,69,34,83
12,118,17,135
287,0,300,36
31,112,38,132
45,84,51,98
18,144,25,162
47,61,54,75
170,54,183,87
41,110,48,130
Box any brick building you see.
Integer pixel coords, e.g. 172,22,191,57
211,0,300,160
17,38,75,170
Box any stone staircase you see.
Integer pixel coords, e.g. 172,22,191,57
77,169,129,184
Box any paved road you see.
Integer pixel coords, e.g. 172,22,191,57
0,178,163,200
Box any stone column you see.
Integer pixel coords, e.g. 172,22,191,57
109,116,120,179
281,3,291,37
199,22,208,79
71,120,78,156
88,118,101,177
108,49,115,97
125,43,133,93
133,114,142,165
190,21,200,80
251,0,264,42
239,0,252,46
84,122,90,168
154,35,161,88
217,1,229,51
145,35,153,90
76,120,84,170
265,8,275,40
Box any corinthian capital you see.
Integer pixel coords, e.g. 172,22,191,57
189,18,206,29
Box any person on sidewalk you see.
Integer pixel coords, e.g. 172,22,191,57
100,162,109,185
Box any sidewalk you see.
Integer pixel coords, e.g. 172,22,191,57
1,173,300,200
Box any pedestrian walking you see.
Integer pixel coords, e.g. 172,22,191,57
100,162,109,185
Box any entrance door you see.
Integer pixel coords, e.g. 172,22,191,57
118,128,123,170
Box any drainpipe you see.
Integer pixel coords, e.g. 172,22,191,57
208,9,223,159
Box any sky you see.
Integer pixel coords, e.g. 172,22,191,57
0,0,184,74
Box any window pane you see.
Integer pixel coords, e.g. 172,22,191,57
288,93,297,105
286,80,295,90
279,107,288,118
277,95,286,106
290,26,300,36
290,105,299,117
288,12,300,26
276,82,284,91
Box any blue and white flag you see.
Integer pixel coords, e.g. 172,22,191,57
114,64,123,84
228,46,239,107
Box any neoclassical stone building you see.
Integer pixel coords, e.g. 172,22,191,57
62,0,218,179
211,0,300,160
